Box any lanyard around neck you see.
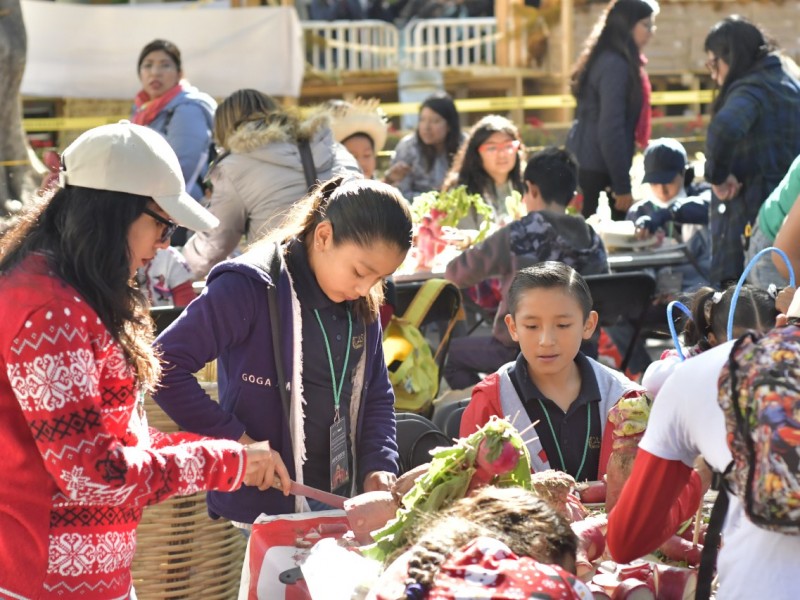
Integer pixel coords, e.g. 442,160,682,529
313,308,353,421
537,398,591,481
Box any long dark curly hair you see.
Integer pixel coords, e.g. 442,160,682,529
0,187,161,390
571,0,656,107
442,114,525,201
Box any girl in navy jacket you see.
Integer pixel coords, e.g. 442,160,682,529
153,177,413,527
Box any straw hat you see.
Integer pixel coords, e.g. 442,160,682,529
329,98,388,153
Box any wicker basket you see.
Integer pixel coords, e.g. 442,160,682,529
133,365,244,600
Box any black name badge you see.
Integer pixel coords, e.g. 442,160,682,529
329,418,350,492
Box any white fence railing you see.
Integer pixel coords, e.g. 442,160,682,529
401,17,501,70
302,20,400,72
302,17,512,72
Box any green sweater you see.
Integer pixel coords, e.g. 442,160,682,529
758,153,800,241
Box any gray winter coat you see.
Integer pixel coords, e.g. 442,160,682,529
182,112,360,278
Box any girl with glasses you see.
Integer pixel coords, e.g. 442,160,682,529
702,16,800,287
567,0,659,221
442,114,526,228
0,122,291,600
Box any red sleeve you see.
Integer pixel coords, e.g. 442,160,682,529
459,374,502,437
171,279,198,307
606,449,703,564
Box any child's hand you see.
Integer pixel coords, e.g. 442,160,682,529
775,286,796,315
363,470,397,493
243,440,291,493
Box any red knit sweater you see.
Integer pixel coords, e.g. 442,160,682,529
0,255,246,600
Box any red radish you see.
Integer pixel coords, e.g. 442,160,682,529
605,447,637,512
565,494,590,522
391,463,429,501
576,558,596,582
658,535,702,567
577,480,607,504
572,514,608,563
618,561,653,583
343,491,399,545
653,565,697,600
592,572,621,596
611,578,655,600
588,583,612,600
468,437,521,493
678,521,707,545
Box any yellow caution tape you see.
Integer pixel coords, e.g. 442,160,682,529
22,89,714,132
0,159,31,167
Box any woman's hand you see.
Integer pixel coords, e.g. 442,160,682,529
613,193,634,212
242,440,292,493
238,432,257,445
693,456,713,495
712,174,742,201
384,161,411,185
775,286,796,316
363,470,397,493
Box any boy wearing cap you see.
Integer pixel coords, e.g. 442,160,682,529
0,122,290,599
626,138,712,292
328,98,388,180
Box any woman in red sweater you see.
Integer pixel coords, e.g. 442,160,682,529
0,122,289,600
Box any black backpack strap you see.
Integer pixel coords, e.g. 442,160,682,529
265,245,292,422
695,463,733,600
298,140,318,191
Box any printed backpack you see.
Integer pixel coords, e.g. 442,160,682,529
717,323,800,534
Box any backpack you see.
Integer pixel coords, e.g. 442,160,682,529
697,324,800,599
383,278,461,416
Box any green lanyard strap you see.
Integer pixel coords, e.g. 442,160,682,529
536,398,591,481
313,308,353,421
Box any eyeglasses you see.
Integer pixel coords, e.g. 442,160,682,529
142,207,177,244
478,140,521,155
705,56,720,74
638,19,655,32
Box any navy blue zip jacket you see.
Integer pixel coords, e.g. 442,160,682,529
152,242,399,524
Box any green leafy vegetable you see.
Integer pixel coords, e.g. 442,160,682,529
411,185,495,244
362,416,532,562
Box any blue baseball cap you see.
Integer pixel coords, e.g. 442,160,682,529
642,138,687,185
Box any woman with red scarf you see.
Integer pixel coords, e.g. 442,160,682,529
131,40,216,222
567,0,658,220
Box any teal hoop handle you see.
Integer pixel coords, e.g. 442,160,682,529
726,246,796,341
667,301,693,360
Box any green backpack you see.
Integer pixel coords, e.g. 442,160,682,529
383,279,461,415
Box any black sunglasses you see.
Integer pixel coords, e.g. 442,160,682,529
142,208,178,244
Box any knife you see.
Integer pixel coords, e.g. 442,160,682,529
272,478,347,510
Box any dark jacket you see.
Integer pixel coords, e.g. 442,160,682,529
152,243,399,524
567,50,642,195
705,54,800,284
445,210,609,347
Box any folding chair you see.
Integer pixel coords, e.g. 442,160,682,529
583,271,656,373
442,405,468,440
394,412,452,475
432,397,470,433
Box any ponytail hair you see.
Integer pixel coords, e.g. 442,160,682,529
257,176,412,323
684,283,776,349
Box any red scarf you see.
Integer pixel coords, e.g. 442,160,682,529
635,54,652,150
131,82,184,126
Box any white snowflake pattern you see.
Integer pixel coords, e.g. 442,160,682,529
68,348,100,398
25,352,74,410
103,345,132,381
174,449,207,494
94,530,136,574
48,532,96,576
6,362,31,406
61,465,92,496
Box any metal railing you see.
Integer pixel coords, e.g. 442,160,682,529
401,17,502,70
302,20,399,72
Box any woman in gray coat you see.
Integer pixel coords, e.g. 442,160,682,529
182,89,360,278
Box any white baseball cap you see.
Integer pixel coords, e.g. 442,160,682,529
60,121,219,232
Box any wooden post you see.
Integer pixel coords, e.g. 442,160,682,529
560,0,574,121
496,0,509,67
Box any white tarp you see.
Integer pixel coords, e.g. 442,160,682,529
20,0,304,99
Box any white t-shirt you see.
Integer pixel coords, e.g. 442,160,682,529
640,341,800,600
136,247,194,307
